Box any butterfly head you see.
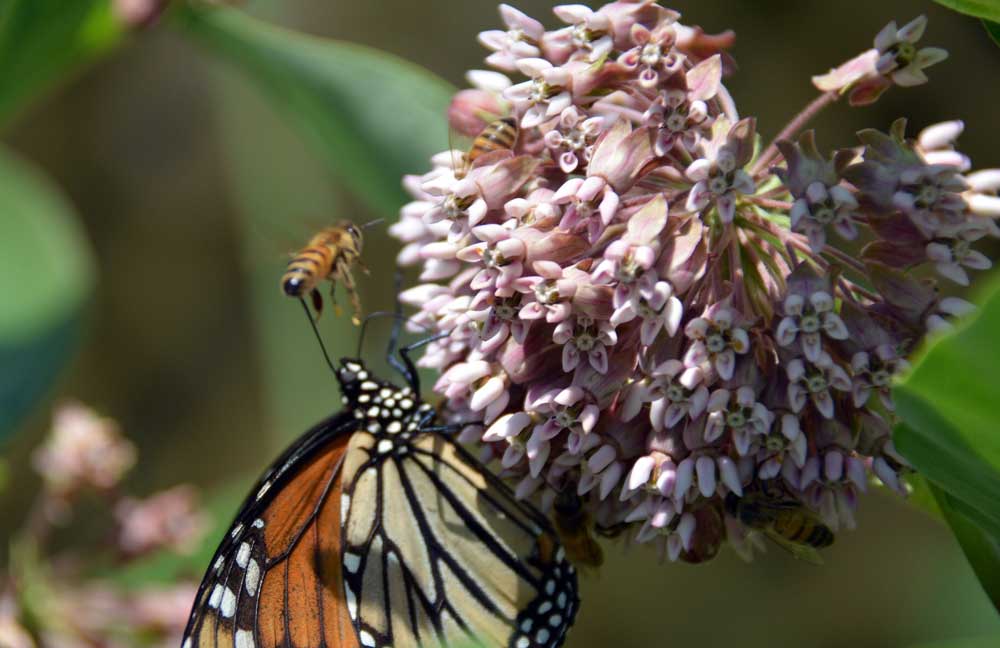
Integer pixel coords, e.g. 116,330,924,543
336,358,428,429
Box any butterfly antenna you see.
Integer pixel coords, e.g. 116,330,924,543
361,217,385,230
299,297,338,376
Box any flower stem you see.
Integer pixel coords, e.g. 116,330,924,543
750,91,839,176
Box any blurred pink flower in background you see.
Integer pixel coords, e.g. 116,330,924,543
4,402,206,647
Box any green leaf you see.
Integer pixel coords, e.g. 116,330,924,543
984,20,1000,46
0,0,126,128
932,485,1000,615
893,274,1000,610
0,147,95,440
911,636,1000,648
174,3,455,220
933,0,1000,22
211,63,364,439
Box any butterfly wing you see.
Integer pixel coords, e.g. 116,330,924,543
182,411,361,648
341,429,579,648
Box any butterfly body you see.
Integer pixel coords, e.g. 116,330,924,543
183,359,578,648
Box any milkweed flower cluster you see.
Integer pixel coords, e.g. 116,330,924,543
392,2,999,563
2,402,207,647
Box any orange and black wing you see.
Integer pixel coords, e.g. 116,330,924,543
182,411,360,648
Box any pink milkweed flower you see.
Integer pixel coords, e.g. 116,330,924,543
643,54,722,155
553,313,618,373
756,414,809,480
786,352,852,420
925,225,993,286
611,280,683,345
873,16,948,87
673,452,743,500
555,120,657,241
484,411,534,469
643,360,709,431
115,485,208,557
683,303,750,380
478,4,545,72
514,260,584,323
549,4,615,63
467,293,529,355
618,17,681,88
704,386,774,457
775,131,859,251
686,117,756,223
813,15,947,106
33,401,136,497
851,344,909,410
775,272,850,363
543,106,605,174
504,57,573,128
393,2,994,566
456,224,527,295
592,193,668,304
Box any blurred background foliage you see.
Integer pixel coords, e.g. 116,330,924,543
3,0,1000,646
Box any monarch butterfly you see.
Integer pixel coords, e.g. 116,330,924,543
181,313,580,648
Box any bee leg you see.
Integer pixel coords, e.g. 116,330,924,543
310,289,324,321
326,283,344,319
342,268,362,326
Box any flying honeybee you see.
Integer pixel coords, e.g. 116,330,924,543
552,489,604,569
455,117,519,178
724,481,834,565
281,220,365,325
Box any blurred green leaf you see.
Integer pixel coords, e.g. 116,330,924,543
931,484,1000,614
912,636,1000,648
893,275,1000,611
984,20,1000,45
932,0,1000,22
174,3,454,220
0,147,94,441
0,0,125,128
903,473,945,521
211,60,364,443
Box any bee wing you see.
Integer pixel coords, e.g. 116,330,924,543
761,527,825,566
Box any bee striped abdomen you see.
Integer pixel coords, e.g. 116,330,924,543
282,246,333,297
467,118,518,164
775,511,834,548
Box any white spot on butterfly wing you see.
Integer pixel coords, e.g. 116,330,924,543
220,587,237,618
536,628,550,644
236,542,250,568
235,629,255,648
345,582,358,619
245,559,260,596
208,584,223,609
359,630,376,647
344,551,361,573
